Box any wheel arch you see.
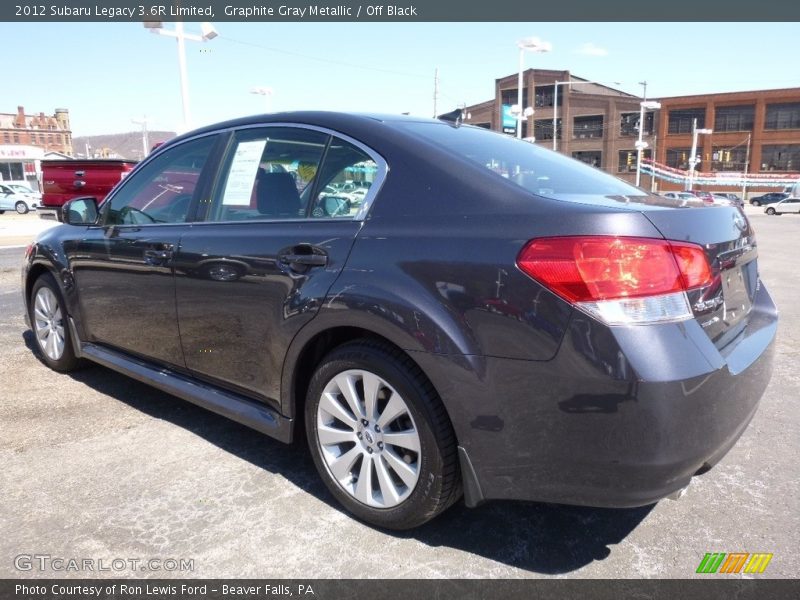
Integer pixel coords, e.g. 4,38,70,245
25,262,60,308
281,317,463,450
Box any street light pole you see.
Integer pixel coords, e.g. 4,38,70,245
516,37,551,140
144,21,218,132
741,133,752,202
635,100,661,187
687,119,713,191
175,22,191,129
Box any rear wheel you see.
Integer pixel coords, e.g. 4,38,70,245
305,340,461,529
766,207,776,215
15,201,28,214
29,274,82,372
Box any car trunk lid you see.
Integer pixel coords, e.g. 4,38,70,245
641,206,757,349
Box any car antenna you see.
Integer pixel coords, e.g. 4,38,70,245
436,108,463,127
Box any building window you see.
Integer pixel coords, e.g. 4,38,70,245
761,145,800,171
3,133,8,143
13,133,19,143
572,150,602,168
620,112,655,137
500,88,529,108
714,105,754,132
573,115,603,139
765,103,800,130
618,149,651,173
668,108,705,134
712,145,749,171
534,118,561,140
0,162,24,181
666,147,693,170
535,85,560,108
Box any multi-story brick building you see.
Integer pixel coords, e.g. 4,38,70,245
465,72,800,197
0,106,73,189
656,88,800,195
0,106,73,155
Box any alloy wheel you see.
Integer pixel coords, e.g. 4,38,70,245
33,287,65,360
316,369,421,508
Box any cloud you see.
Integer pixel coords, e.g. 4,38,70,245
575,43,609,57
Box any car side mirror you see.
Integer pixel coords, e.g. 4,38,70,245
62,196,99,225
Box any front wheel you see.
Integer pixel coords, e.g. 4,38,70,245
766,207,776,215
751,200,761,207
29,273,82,372
15,201,29,214
305,340,461,529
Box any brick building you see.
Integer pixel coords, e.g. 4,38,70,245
0,106,73,156
465,72,800,196
0,106,73,189
656,88,800,194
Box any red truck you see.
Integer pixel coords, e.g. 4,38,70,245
40,159,137,218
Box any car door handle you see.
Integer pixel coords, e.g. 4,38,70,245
143,248,173,265
280,253,327,266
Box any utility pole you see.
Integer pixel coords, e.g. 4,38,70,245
433,68,439,118
132,116,149,159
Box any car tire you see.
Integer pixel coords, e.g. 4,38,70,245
15,201,29,214
28,273,83,372
305,340,461,530
751,200,760,207
766,207,776,215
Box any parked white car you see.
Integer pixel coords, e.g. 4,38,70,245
0,184,39,214
765,197,800,215
6,183,42,200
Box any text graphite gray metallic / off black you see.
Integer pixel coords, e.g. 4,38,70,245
21,112,777,529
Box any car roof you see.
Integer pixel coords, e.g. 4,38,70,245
170,111,439,142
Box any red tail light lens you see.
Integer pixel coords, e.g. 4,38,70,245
517,236,712,303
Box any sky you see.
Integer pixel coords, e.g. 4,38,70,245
5,21,800,136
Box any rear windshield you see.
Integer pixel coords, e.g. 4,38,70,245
400,122,645,202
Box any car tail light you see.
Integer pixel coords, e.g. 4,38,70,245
517,236,712,325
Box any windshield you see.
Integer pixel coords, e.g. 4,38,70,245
9,184,34,194
401,122,646,202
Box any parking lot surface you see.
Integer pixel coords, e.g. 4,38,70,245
0,208,798,578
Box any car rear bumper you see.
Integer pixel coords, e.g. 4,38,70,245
415,281,777,508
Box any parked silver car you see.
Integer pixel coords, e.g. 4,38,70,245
0,184,39,214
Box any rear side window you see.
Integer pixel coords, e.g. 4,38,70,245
310,138,378,219
207,127,328,222
401,123,644,202
103,136,215,225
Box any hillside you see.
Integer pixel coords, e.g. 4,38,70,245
72,130,176,160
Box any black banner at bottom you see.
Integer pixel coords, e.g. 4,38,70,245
3,579,799,600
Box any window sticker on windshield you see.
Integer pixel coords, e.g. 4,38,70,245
222,139,268,205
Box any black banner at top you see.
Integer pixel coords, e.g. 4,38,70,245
2,0,799,22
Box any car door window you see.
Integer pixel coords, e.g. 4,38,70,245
103,136,216,226
207,127,328,222
310,138,379,219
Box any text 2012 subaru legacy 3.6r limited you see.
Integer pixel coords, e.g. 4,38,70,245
22,112,777,529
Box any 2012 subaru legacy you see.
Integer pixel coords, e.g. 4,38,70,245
22,112,777,529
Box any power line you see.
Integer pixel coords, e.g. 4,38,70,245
217,35,429,79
